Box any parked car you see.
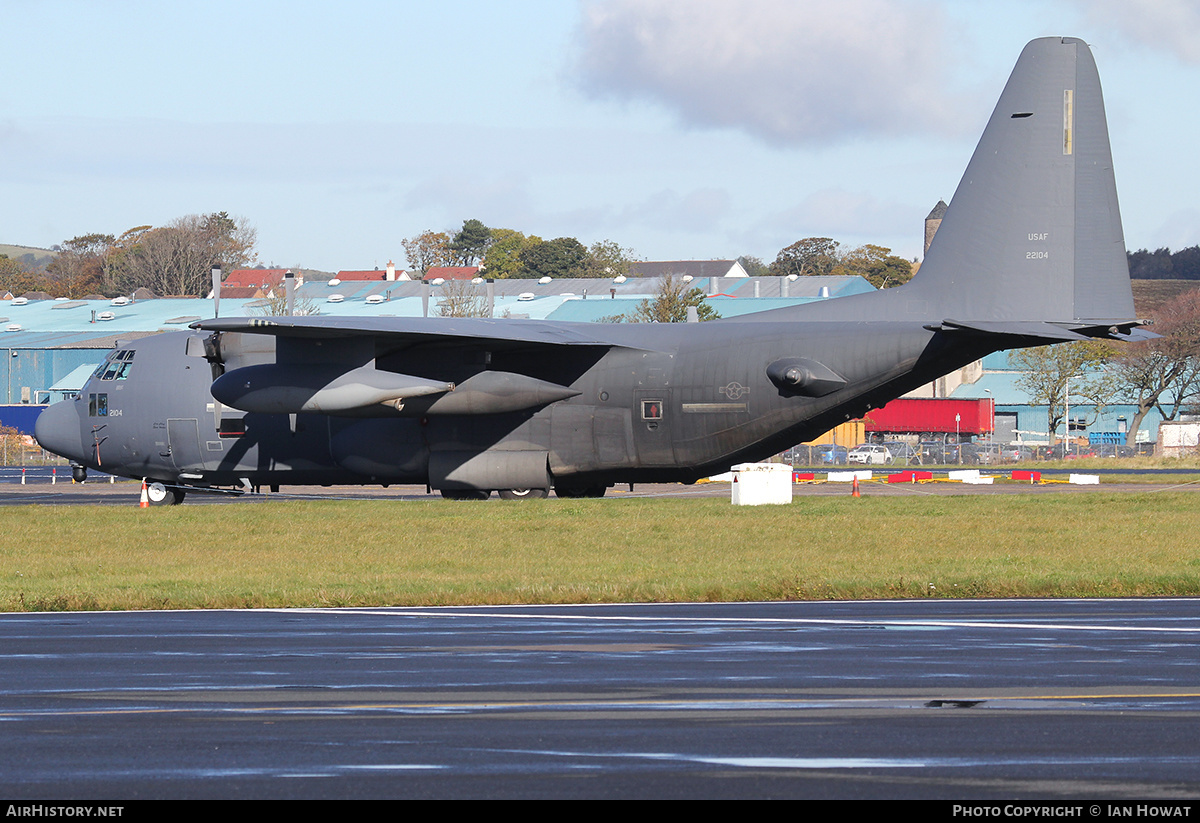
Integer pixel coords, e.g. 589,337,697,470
815,444,849,465
780,446,809,464
847,444,893,465
1010,445,1035,462
918,441,948,464
940,442,983,464
967,444,1019,464
1050,443,1098,459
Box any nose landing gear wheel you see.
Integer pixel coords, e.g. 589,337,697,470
146,481,186,505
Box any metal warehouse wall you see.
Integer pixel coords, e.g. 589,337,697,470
0,348,105,405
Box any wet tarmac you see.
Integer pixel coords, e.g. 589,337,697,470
3,600,1200,799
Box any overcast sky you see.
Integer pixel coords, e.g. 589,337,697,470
2,0,1197,272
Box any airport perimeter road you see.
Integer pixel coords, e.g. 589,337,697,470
2,477,1200,505
3,600,1200,799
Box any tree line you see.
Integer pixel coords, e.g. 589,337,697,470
4,213,913,302
1127,246,1200,280
0,212,256,299
406,222,916,292
763,236,915,289
402,219,640,281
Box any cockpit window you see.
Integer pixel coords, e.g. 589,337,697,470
93,349,135,381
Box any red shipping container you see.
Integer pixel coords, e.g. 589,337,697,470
863,399,992,435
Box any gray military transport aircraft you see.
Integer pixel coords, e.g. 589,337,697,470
37,37,1148,504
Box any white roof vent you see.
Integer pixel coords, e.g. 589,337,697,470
365,294,385,304
6,324,21,332
517,292,535,302
110,296,130,306
538,276,552,285
97,311,116,321
326,294,345,303
10,297,28,306
431,277,445,286
681,275,693,282
612,274,627,284
327,278,341,286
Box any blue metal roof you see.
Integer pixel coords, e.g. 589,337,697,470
49,363,99,392
1,276,868,340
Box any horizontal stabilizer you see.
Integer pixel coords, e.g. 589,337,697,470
934,320,1092,342
933,318,1156,343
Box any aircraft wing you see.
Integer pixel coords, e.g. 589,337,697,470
189,315,630,418
191,315,632,349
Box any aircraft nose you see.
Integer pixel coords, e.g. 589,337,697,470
35,400,87,463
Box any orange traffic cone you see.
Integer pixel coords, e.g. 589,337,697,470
851,476,861,497
139,480,149,508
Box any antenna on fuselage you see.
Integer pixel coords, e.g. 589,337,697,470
211,265,222,318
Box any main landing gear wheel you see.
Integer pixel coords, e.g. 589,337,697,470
497,488,549,500
146,481,186,506
440,489,491,500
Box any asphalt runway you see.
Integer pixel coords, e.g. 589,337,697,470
3,600,1200,799
3,475,1200,506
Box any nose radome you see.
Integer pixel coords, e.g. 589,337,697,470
35,400,86,463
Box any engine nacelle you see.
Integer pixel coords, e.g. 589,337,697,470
211,364,452,414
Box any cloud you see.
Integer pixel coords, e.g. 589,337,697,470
619,187,732,233
402,172,539,231
550,186,732,246
571,0,963,146
1076,0,1200,64
768,188,916,240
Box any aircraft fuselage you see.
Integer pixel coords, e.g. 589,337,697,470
36,317,990,495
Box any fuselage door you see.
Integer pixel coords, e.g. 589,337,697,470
166,418,207,472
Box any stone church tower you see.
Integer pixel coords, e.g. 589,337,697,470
924,200,948,256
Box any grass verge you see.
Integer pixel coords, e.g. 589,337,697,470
3,492,1198,611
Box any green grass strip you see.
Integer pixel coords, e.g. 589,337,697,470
3,492,1198,611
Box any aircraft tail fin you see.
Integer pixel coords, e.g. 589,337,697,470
906,36,1136,326
751,37,1139,332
